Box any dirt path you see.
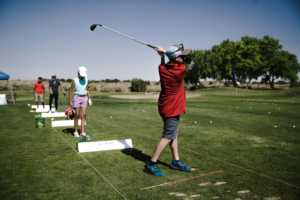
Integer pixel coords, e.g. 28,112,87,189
110,93,201,99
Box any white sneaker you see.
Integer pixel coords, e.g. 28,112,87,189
48,110,51,113
80,132,86,137
55,110,57,113
74,132,79,137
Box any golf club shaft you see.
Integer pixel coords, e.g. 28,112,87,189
92,24,155,49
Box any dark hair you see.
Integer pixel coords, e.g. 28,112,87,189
38,77,42,80
70,112,75,119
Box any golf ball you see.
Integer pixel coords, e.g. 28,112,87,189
210,121,212,123
275,126,277,128
143,110,145,112
180,119,182,121
110,116,112,118
237,107,239,108
293,126,295,128
250,107,251,108
269,112,271,114
279,108,280,110
194,121,197,124
28,104,30,106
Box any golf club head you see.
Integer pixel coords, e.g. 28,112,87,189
90,24,98,31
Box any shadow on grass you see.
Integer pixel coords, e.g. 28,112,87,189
121,148,169,167
62,128,75,136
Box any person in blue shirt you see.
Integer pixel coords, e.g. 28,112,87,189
69,66,92,137
48,75,65,113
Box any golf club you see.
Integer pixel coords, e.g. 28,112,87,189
64,95,66,110
90,23,155,49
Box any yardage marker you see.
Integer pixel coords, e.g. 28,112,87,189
141,170,222,190
88,116,300,189
46,121,127,200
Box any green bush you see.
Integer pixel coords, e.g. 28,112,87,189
154,81,160,85
88,84,98,91
114,87,123,92
131,78,147,92
60,78,66,82
123,80,131,82
224,82,232,87
209,81,214,85
66,79,73,83
0,84,8,91
290,82,300,88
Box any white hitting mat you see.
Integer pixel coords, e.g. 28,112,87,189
51,120,86,127
78,139,133,153
41,112,65,118
36,108,56,112
31,105,50,109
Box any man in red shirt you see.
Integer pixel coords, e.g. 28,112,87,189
34,77,45,108
144,44,191,176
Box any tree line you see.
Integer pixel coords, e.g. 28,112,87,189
183,35,300,89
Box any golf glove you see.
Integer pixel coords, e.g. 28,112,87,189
63,92,66,96
88,99,92,106
157,52,165,57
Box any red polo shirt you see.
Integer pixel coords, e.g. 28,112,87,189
158,62,186,118
34,82,45,94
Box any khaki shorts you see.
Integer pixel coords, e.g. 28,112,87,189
35,93,44,102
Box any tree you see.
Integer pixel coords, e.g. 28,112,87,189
240,36,262,89
60,78,66,82
184,49,218,86
259,35,299,89
66,79,73,83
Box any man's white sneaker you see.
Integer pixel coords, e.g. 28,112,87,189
74,132,79,137
80,132,86,137
55,110,57,113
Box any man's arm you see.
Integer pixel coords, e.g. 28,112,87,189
33,85,35,98
154,46,166,65
69,81,75,107
49,83,53,95
42,84,45,97
59,83,65,95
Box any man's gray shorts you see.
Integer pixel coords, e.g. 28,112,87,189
35,93,44,103
162,115,180,140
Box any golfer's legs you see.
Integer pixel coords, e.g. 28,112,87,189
35,93,39,107
74,107,80,132
49,94,54,110
151,138,171,162
54,93,58,111
169,133,179,161
80,107,87,133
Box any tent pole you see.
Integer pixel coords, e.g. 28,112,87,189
8,80,15,105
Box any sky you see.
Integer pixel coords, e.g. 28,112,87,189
0,0,299,81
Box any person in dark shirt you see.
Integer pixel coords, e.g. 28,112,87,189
48,75,65,113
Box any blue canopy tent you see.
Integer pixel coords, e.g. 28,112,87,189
0,71,15,105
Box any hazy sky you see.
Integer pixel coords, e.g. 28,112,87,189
0,0,299,81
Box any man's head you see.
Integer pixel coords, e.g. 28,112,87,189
38,77,42,83
165,44,191,63
78,66,87,79
51,75,56,81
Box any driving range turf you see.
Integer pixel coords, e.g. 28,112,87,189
0,87,299,199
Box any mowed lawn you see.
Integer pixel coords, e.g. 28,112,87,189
0,87,299,200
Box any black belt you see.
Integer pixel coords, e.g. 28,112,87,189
74,94,86,97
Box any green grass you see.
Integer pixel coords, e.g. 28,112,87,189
1,87,300,199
